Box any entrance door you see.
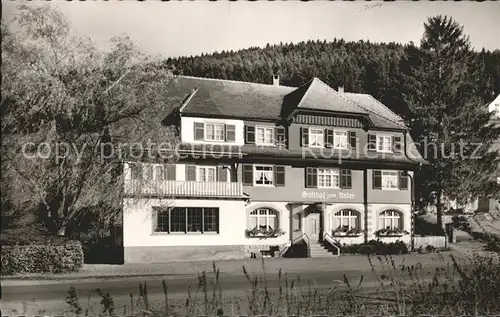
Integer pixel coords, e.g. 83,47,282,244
304,213,320,243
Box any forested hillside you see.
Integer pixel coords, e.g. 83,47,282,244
164,39,500,121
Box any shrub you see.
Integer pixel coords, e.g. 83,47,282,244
340,239,408,255
415,216,446,236
1,240,84,275
425,244,437,252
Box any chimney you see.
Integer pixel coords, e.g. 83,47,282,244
273,75,280,86
338,86,344,93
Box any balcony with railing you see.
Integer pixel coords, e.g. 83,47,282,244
124,179,244,198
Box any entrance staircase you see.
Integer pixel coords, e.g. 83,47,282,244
309,240,339,258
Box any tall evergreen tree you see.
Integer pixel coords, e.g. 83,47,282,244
402,15,500,227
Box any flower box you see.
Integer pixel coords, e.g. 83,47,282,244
374,227,409,238
332,226,364,237
245,228,285,239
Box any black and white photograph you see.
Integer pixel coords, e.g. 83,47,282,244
1,1,500,316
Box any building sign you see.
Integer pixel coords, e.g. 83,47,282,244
301,190,356,201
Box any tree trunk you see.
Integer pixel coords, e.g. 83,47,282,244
436,189,443,229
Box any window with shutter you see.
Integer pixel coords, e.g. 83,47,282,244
198,166,216,182
333,130,348,149
225,125,236,142
393,136,403,153
309,128,324,147
368,134,377,151
399,171,408,190
254,165,274,186
186,165,197,181
275,166,286,187
300,127,309,147
340,169,352,189
317,168,339,188
255,127,275,145
381,170,398,189
194,122,204,141
349,131,357,149
373,170,382,189
305,167,318,188
376,135,393,152
242,165,253,185
245,126,255,144
275,127,286,146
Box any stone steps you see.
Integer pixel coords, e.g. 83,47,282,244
309,242,337,258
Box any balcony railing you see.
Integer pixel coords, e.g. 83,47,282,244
124,179,244,198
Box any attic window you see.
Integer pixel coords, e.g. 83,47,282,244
376,135,392,152
309,128,324,147
205,123,225,141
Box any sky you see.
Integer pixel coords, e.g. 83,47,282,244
3,1,499,59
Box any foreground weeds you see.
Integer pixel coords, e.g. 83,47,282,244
59,254,500,316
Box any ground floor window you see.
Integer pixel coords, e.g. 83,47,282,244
249,208,278,230
379,209,402,230
333,209,360,229
154,207,219,233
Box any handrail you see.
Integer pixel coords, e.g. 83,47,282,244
279,232,311,257
278,241,291,257
322,232,341,258
302,232,310,246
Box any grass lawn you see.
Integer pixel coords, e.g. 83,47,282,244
3,253,499,317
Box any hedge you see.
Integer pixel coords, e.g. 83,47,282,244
340,239,409,255
1,240,84,275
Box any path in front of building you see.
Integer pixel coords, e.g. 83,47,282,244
2,253,464,316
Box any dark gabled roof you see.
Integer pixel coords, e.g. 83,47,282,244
290,78,368,114
172,75,408,130
179,76,295,120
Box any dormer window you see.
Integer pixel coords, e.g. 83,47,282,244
256,127,274,146
309,128,324,147
334,130,349,149
193,122,236,143
205,123,225,141
301,127,354,149
376,135,393,153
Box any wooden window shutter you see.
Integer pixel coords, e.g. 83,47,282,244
349,131,357,149
393,136,403,153
367,134,377,151
217,166,228,182
242,164,253,186
305,167,317,188
399,171,408,190
194,122,204,141
166,164,176,180
275,166,286,187
373,170,382,189
275,127,286,146
340,169,352,189
325,129,334,148
300,127,309,147
186,165,197,181
245,125,255,144
225,124,236,142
